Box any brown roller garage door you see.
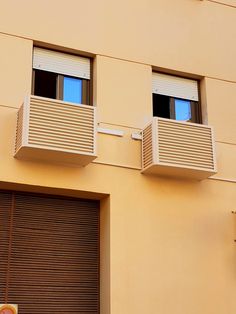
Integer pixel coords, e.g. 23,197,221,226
0,191,99,313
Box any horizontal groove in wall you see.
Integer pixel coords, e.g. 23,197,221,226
208,176,236,183
0,104,19,110
92,160,141,170
0,29,235,83
206,0,236,9
98,121,142,131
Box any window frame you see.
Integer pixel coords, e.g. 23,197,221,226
32,69,91,105
152,72,202,124
169,97,202,123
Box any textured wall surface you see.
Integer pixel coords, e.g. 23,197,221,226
0,0,235,313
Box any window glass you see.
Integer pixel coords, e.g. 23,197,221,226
174,99,191,121
63,77,82,104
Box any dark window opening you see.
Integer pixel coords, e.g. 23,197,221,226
34,70,57,99
153,94,171,119
153,93,201,123
33,70,90,105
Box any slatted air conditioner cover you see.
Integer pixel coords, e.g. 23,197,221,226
15,95,97,166
142,117,217,180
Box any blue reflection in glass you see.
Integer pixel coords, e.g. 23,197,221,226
63,76,82,104
175,99,191,121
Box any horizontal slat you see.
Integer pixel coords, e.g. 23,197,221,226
8,279,98,286
159,144,213,156
0,193,13,302
29,131,93,145
143,134,152,141
26,96,96,155
159,139,212,152
159,157,214,169
33,47,90,79
159,151,213,164
142,123,153,169
29,119,94,134
152,72,199,101
143,150,154,160
158,137,213,150
158,128,212,142
143,140,152,149
30,95,95,115
15,104,24,152
158,118,214,169
159,152,213,164
159,145,213,159
159,128,212,141
143,158,153,167
3,193,99,314
159,152,214,165
30,101,94,116
159,138,212,153
30,113,94,127
9,271,98,279
28,138,94,153
158,119,211,132
143,141,153,150
30,110,94,125
28,136,94,149
159,156,214,168
29,126,93,140
30,100,94,114
143,154,153,166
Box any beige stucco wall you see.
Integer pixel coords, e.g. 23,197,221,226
0,0,235,81
0,1,235,314
0,34,32,108
205,78,236,144
95,55,152,128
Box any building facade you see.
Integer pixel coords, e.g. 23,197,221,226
0,0,236,313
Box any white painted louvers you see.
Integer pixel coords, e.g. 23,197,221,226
152,72,199,101
15,95,97,166
142,117,217,180
15,104,24,153
142,124,153,169
33,47,90,79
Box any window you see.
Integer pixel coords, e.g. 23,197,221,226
32,47,91,105
152,72,201,123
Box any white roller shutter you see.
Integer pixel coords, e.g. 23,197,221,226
152,72,199,101
33,47,90,79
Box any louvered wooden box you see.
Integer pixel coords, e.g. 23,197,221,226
142,117,217,180
15,95,97,166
